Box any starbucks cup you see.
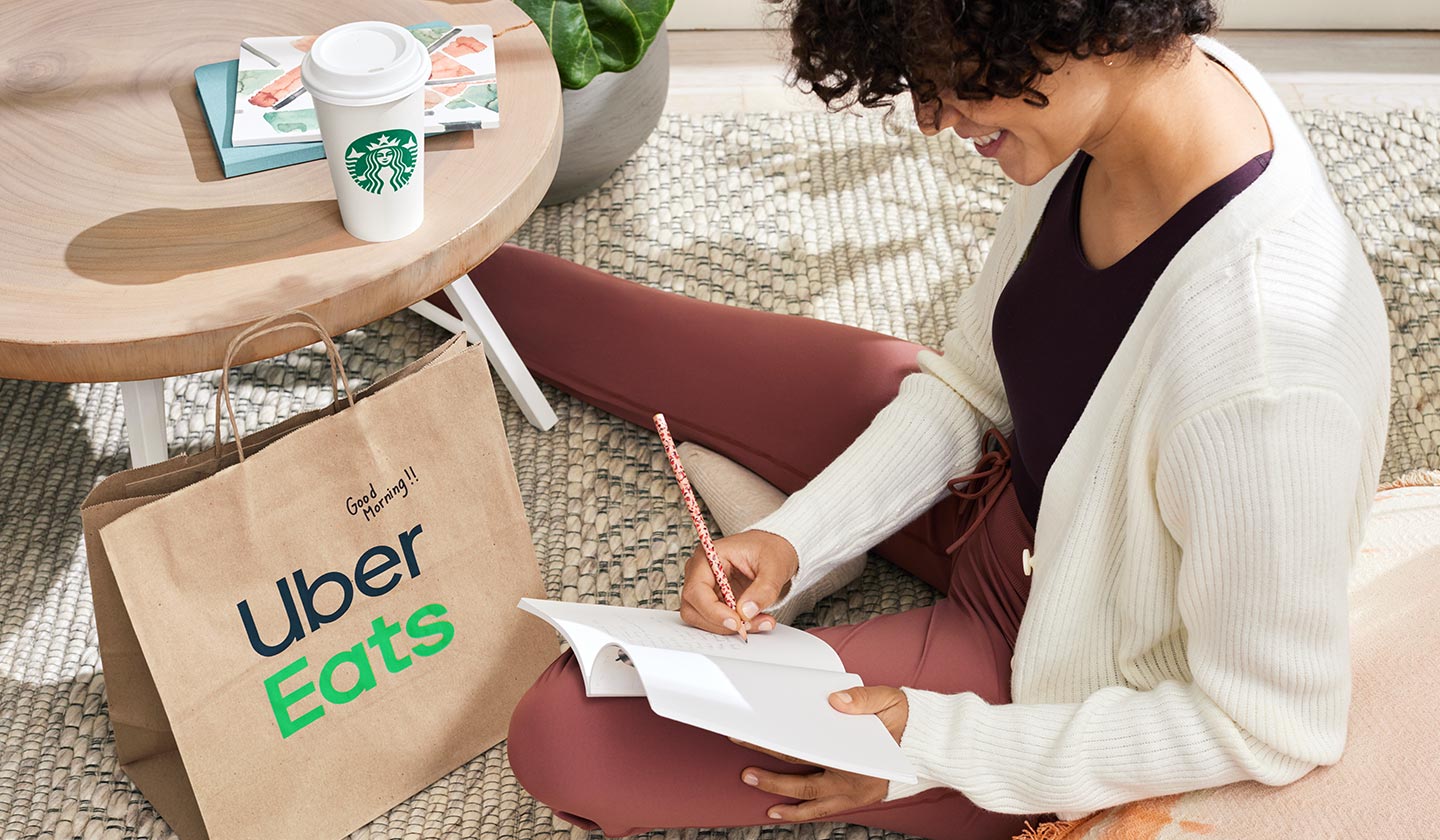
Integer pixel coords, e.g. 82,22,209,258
302,21,429,242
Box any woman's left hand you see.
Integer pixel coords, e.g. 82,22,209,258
732,685,909,822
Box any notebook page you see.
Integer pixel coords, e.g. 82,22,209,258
517,599,845,677
624,645,917,783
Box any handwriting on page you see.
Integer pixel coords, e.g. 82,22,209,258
589,614,747,654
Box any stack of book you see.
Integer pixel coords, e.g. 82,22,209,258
196,21,500,178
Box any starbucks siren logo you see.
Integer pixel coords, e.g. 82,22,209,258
344,130,419,195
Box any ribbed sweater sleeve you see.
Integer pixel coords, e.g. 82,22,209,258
883,386,1362,816
749,277,1013,616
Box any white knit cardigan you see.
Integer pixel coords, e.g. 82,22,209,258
750,37,1391,819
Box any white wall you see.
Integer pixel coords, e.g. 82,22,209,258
1218,0,1440,28
666,0,1440,30
667,0,769,30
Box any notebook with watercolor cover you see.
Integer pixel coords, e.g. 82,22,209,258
517,598,917,783
232,22,499,147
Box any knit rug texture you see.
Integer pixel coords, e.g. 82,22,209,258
2,109,1438,840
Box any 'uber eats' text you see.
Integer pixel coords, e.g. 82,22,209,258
234,524,457,738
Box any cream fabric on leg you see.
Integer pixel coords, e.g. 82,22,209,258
678,442,867,626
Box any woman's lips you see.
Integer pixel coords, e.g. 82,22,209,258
974,129,1007,158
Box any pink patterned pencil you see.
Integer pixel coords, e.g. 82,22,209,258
653,413,749,642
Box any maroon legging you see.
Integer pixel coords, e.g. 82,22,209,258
441,246,1043,839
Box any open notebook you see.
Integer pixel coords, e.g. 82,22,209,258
517,599,917,783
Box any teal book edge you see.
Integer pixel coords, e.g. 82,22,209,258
194,20,449,179
195,60,321,178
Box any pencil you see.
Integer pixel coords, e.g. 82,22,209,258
272,84,306,111
653,413,749,642
241,40,281,67
426,27,462,53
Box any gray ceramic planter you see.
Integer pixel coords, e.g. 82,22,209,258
541,27,670,205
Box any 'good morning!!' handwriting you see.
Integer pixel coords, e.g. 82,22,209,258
347,466,419,522
236,523,456,739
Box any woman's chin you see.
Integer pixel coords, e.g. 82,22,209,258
995,161,1032,186
995,155,1050,187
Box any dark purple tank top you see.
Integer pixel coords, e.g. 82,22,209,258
992,149,1272,526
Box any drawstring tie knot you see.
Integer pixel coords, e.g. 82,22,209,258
945,428,1014,557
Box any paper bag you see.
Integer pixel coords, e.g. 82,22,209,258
80,311,557,840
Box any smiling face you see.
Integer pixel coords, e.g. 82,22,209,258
783,0,1220,185
912,55,1113,185
375,147,396,166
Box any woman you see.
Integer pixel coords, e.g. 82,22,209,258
496,1,1390,837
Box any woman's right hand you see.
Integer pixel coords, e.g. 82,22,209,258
680,530,799,636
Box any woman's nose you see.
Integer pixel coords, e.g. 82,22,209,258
915,97,964,137
912,91,943,136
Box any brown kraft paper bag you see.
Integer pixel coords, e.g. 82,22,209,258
80,312,557,840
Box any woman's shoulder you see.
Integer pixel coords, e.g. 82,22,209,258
1152,207,1388,419
1165,38,1385,396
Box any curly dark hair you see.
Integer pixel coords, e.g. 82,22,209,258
781,0,1218,110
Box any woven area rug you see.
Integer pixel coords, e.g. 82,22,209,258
2,109,1437,840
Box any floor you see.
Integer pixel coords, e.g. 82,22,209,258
665,30,1440,113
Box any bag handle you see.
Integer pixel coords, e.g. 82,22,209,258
214,310,355,462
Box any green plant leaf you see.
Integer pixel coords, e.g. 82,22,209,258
515,0,674,89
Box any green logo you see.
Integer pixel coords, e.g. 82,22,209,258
344,130,419,195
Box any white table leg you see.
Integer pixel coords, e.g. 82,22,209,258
120,378,169,467
408,298,472,343
430,275,558,431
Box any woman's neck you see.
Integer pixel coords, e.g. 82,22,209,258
1080,41,1272,222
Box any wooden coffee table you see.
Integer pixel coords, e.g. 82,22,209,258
0,0,563,466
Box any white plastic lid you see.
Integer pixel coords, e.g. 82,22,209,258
301,21,430,107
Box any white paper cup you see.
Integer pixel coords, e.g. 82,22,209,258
302,21,429,242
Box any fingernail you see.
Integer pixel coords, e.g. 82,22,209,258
834,691,852,704
757,620,774,631
723,618,738,631
768,810,782,821
741,601,759,619
742,772,758,786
